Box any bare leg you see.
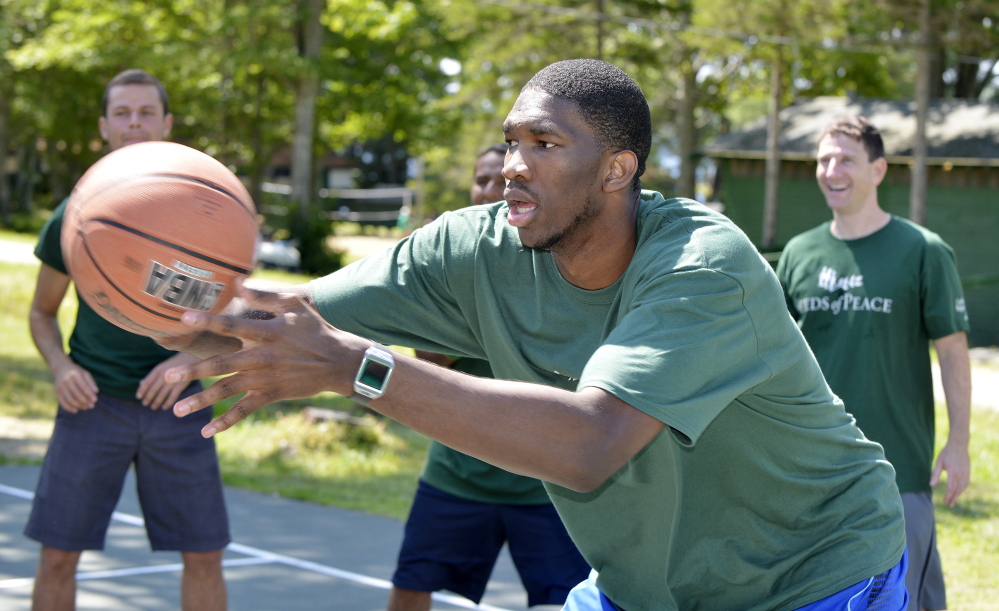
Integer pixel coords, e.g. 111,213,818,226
32,546,82,611
386,586,432,611
180,550,226,611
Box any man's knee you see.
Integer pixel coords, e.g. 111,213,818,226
181,550,224,573
38,546,82,576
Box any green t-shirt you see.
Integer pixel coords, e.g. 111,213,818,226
776,217,969,493
311,192,905,611
34,199,177,400
421,357,551,505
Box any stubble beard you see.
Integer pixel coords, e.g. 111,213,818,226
523,192,600,254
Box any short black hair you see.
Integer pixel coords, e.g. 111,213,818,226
523,59,651,191
478,143,507,159
820,115,885,162
102,69,170,117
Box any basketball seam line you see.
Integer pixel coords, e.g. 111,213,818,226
153,172,256,217
92,218,255,275
79,230,182,329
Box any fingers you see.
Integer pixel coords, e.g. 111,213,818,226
944,469,970,507
238,285,309,315
931,451,971,507
156,384,187,411
144,379,184,410
202,392,277,437
55,369,98,411
929,460,942,488
165,347,260,387
173,370,259,418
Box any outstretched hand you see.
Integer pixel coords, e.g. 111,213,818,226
166,286,365,437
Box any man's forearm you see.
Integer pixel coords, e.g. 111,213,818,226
936,332,971,446
28,310,73,374
370,354,664,492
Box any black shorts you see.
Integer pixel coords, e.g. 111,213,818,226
392,480,591,606
24,387,230,552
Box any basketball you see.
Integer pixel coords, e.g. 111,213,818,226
61,141,259,339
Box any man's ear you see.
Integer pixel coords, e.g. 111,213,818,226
98,116,109,143
872,156,888,187
162,113,174,140
603,150,638,194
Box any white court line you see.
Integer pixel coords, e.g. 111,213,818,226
0,482,514,610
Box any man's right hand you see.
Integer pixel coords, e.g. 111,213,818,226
52,362,99,412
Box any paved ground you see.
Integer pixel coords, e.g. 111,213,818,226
0,237,545,610
0,466,537,611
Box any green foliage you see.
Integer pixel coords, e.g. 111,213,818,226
933,406,999,608
208,390,429,519
0,261,75,420
2,210,49,234
290,208,344,276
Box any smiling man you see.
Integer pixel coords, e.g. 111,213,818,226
165,60,908,610
776,116,971,611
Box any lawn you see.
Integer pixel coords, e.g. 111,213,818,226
0,257,430,519
1,251,998,607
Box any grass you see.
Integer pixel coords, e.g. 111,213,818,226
0,228,39,244
2,246,998,604
0,258,430,519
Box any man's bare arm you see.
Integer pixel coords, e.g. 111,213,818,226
166,287,665,493
29,264,98,411
931,331,972,507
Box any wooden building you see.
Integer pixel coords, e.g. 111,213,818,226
703,96,999,347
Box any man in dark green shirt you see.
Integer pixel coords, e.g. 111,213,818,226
777,115,971,611
165,60,908,611
387,145,589,610
25,69,229,611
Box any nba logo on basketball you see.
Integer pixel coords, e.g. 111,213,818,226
144,261,225,312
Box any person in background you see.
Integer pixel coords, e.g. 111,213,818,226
386,143,590,611
25,68,229,611
776,114,971,611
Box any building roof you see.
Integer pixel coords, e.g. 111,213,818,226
702,96,999,166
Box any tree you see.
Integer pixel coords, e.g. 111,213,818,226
695,0,846,247
290,0,323,223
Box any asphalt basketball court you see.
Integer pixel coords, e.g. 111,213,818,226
0,465,544,611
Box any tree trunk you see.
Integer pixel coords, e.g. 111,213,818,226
595,0,604,61
292,0,324,222
675,5,697,200
910,0,931,226
762,51,783,249
677,62,697,199
0,72,10,226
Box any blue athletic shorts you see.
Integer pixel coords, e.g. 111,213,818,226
392,480,591,606
24,387,230,552
562,549,908,611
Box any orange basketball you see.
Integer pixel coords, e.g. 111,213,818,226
62,141,259,339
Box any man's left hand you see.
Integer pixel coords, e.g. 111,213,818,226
930,441,971,507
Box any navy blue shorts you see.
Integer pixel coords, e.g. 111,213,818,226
24,387,230,552
392,480,591,606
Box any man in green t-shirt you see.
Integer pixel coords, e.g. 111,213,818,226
164,60,908,610
387,145,589,610
776,115,971,611
25,69,229,611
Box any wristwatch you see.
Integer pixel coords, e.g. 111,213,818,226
350,342,395,405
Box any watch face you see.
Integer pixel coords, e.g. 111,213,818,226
359,359,391,391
